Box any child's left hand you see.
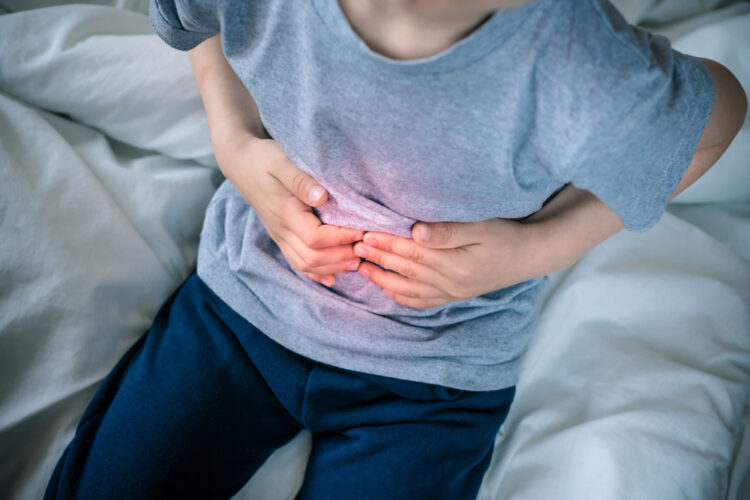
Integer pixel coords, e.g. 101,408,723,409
354,218,550,309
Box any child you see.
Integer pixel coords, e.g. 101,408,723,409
45,0,746,498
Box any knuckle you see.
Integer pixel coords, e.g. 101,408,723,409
436,223,455,244
289,256,308,273
280,198,300,220
305,232,324,249
290,171,310,199
296,262,312,272
407,246,424,264
304,252,324,268
298,231,317,249
399,262,418,279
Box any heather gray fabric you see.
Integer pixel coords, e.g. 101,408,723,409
149,0,713,390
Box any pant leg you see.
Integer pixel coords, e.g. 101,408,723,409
297,366,515,500
44,274,302,500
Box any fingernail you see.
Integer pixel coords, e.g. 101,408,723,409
363,235,377,247
414,224,431,241
359,266,371,279
308,186,325,203
354,245,367,258
354,232,364,242
347,260,360,271
382,289,394,298
322,277,334,287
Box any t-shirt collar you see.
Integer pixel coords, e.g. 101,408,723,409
311,0,545,75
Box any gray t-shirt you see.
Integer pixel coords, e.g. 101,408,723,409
150,0,713,390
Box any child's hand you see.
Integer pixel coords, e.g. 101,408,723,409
354,219,546,309
215,134,364,287
355,184,632,309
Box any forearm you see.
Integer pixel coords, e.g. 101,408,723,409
188,34,268,167
520,186,622,275
524,141,735,276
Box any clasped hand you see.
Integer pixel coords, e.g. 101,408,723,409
353,218,542,309
217,134,547,309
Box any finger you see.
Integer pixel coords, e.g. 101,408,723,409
353,241,441,284
360,232,439,268
275,231,359,275
305,260,361,275
273,233,309,274
358,262,445,300
411,221,485,249
285,199,364,248
302,272,336,288
273,158,329,207
285,231,361,272
381,290,447,310
310,223,365,249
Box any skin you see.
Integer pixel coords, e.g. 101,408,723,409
190,1,747,309
335,0,531,60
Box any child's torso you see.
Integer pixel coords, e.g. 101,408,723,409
198,0,567,391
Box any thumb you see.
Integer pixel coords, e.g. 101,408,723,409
412,221,479,249
277,160,328,207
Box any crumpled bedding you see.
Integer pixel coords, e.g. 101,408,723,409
0,1,748,499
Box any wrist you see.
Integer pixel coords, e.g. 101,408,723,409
212,129,265,170
519,220,572,278
521,186,624,275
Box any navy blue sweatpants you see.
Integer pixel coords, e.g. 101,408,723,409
44,274,515,500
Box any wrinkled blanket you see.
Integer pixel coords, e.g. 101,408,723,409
1,2,749,499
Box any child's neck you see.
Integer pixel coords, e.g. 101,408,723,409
337,0,491,60
338,0,532,61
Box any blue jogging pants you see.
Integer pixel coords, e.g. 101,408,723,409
45,273,515,500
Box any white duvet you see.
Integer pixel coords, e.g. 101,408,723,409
0,2,749,499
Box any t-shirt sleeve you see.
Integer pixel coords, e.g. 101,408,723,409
537,0,714,232
149,0,219,51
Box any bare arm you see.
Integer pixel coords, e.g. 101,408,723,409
188,35,268,169
189,35,363,286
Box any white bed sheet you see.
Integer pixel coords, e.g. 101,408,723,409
0,2,748,499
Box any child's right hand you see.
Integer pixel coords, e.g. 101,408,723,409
214,132,364,287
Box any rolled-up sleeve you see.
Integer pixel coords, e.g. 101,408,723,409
149,0,219,51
